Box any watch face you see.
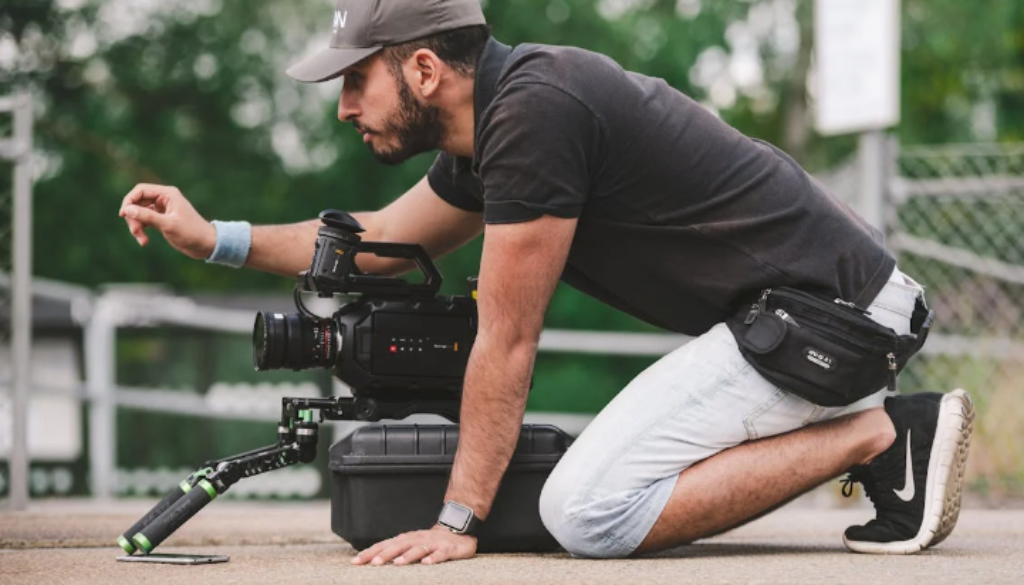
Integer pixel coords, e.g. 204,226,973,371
439,502,472,532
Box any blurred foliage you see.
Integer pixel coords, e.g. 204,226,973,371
2,0,1024,484
3,0,1022,296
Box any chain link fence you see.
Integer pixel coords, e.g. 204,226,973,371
889,143,1024,498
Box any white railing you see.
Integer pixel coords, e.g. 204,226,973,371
76,287,695,499
75,282,1024,499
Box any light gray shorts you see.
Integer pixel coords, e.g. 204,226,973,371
538,266,925,558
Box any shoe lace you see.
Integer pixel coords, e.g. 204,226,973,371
840,466,876,500
842,463,907,523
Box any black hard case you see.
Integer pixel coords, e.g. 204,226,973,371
329,424,572,552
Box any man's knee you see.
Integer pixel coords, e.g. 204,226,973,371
539,474,614,558
539,471,656,559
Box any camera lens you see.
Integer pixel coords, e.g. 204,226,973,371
253,312,339,371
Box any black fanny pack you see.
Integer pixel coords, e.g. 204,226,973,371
725,287,934,407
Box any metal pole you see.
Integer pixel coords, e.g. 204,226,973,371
9,92,33,511
858,129,888,231
883,134,901,238
85,295,116,500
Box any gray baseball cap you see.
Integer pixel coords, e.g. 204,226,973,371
286,0,487,83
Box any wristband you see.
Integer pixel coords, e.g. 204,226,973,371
205,220,252,268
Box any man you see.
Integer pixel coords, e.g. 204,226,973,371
119,0,974,564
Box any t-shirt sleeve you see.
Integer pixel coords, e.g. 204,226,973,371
427,152,484,213
477,82,602,224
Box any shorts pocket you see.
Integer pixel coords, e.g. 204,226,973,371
743,387,822,441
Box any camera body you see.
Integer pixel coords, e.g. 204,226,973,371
253,210,477,403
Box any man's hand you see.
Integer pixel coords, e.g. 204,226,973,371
119,183,216,259
350,525,477,566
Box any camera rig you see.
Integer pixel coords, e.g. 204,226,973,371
116,210,478,556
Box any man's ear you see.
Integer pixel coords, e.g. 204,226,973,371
410,48,442,98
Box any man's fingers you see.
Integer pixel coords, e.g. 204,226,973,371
351,541,390,565
123,205,167,230
421,548,446,565
369,542,409,565
125,215,143,233
120,184,176,216
393,543,432,566
351,530,474,566
123,216,149,246
120,185,154,214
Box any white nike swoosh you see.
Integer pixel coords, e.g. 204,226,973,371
893,430,916,502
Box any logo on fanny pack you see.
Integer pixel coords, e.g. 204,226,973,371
805,347,835,370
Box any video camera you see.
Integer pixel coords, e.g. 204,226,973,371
253,209,478,421
115,210,479,556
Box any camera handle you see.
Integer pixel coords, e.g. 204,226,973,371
303,241,443,297
348,241,442,296
116,394,460,556
303,209,445,298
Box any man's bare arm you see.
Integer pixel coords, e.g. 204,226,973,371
120,178,481,278
246,176,483,277
444,214,578,518
349,214,576,566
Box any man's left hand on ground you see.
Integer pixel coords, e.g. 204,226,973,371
350,525,477,566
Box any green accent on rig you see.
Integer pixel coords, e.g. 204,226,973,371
117,535,136,554
300,409,312,423
198,478,218,499
179,466,212,492
132,533,154,554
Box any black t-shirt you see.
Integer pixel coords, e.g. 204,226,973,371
428,39,895,336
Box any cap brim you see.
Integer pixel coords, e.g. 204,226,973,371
285,46,383,83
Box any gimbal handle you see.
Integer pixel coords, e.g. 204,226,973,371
117,394,460,555
122,440,312,555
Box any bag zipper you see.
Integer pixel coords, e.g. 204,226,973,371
745,288,771,325
770,287,871,317
887,352,898,392
745,288,894,353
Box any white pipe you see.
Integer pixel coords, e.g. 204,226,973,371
9,92,33,511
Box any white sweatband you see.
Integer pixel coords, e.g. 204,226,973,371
205,220,252,268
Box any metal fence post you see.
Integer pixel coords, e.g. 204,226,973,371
84,294,116,500
857,129,888,231
6,92,34,511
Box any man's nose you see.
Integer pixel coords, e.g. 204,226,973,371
337,86,358,122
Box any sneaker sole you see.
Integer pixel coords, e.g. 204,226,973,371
843,389,974,554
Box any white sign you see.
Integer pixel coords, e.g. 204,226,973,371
814,0,901,135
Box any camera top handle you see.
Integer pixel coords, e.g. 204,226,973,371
301,209,443,298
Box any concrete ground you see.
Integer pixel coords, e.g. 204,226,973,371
1,498,1022,585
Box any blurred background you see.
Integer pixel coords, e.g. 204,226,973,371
1,0,1022,509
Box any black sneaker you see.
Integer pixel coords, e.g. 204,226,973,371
841,389,974,554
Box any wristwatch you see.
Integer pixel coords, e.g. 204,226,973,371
437,500,484,536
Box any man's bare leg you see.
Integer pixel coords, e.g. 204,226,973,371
635,407,896,553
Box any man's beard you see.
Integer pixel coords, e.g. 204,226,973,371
365,79,446,165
